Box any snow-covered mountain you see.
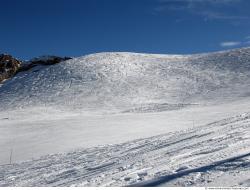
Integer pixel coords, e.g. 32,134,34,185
0,47,250,187
1,47,250,113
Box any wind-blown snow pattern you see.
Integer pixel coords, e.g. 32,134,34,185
1,48,250,112
0,47,250,186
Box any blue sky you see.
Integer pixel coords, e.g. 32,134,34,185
0,0,250,59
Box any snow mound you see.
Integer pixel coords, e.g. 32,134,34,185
0,48,250,113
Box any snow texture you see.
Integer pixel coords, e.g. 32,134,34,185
1,48,250,112
0,47,250,186
0,113,249,187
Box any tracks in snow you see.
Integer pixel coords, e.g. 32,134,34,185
0,113,250,186
129,152,250,186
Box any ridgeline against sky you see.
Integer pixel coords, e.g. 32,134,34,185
0,0,250,59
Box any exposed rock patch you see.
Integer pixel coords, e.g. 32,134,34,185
18,56,72,72
0,54,21,83
0,55,72,83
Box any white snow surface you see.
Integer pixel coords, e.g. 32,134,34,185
1,48,250,112
1,47,250,186
0,113,250,187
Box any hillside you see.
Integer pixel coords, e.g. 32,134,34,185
0,48,250,187
0,47,250,113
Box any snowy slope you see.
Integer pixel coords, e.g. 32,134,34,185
0,47,250,113
0,112,249,187
1,48,250,187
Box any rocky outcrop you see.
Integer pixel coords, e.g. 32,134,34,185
0,55,72,83
18,56,72,72
0,54,21,83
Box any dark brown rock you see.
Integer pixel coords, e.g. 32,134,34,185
0,54,72,83
18,56,72,72
0,54,21,83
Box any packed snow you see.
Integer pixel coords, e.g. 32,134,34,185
0,47,250,186
0,113,249,186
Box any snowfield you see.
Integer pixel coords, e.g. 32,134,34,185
0,113,250,187
0,47,250,186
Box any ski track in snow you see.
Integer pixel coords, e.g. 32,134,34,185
0,113,249,187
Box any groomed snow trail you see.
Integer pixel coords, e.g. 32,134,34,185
1,112,249,187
